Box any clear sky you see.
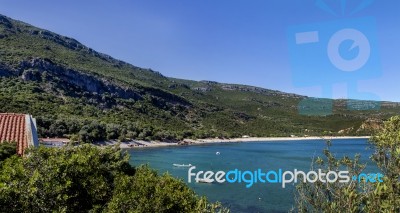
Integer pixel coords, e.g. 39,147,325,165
0,0,399,101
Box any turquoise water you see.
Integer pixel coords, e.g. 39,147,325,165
128,139,377,212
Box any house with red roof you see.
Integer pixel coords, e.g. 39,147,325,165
0,113,39,155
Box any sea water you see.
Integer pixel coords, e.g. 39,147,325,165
128,139,377,212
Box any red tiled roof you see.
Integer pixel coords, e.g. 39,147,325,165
0,113,28,155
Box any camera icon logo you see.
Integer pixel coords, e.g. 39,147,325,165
287,17,381,115
328,28,370,72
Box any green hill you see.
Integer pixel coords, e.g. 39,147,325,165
0,14,399,142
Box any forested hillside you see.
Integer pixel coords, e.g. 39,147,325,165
1,14,399,142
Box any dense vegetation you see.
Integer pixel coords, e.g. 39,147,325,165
1,12,399,213
0,144,229,212
293,116,400,212
0,141,16,163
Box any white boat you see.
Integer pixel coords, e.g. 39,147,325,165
196,178,213,183
173,163,192,167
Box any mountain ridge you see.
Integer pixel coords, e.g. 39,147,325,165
0,14,306,99
0,13,399,142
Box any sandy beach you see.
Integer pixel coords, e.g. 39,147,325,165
94,136,371,149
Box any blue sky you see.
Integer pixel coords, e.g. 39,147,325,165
0,0,399,101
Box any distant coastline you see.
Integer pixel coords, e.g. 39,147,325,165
94,136,371,149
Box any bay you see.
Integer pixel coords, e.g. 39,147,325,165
128,138,377,212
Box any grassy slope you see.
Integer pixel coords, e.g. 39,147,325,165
0,14,400,140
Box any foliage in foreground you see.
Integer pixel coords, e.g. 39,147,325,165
0,144,229,213
0,141,16,163
294,116,400,212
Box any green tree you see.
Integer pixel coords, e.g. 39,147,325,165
368,116,400,211
0,144,228,213
0,141,16,163
0,145,134,212
293,116,400,212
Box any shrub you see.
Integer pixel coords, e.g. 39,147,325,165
293,116,400,212
0,141,16,163
0,144,229,212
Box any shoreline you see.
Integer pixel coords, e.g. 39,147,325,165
93,136,371,149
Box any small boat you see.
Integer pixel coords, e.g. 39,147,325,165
173,163,192,167
196,178,213,183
